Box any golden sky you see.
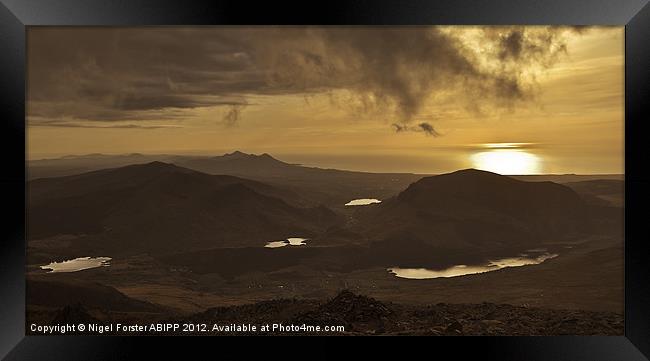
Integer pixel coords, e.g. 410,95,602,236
27,26,624,174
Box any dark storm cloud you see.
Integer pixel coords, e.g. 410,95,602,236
221,104,247,127
486,26,583,68
499,31,524,60
391,122,441,137
28,27,581,127
418,122,440,136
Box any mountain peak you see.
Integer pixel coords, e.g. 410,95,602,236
399,167,583,211
220,151,280,162
143,160,174,167
444,168,516,181
223,150,247,158
399,168,521,201
259,153,276,160
446,168,501,177
119,161,193,174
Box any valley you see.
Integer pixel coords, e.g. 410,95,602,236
25,152,624,335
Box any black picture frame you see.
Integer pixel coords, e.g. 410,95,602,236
1,0,648,359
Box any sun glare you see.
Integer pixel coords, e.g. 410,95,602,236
471,149,541,175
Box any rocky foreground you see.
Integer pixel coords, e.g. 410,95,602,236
35,290,623,336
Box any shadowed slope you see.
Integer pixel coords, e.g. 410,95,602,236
28,162,342,254
359,169,591,252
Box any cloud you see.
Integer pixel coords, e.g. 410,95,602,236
392,123,407,133
487,26,575,67
113,94,247,111
28,27,585,128
221,104,246,127
391,122,441,137
29,120,182,129
417,122,440,136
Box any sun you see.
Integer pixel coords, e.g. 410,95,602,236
471,149,541,175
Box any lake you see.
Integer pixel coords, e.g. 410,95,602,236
388,252,558,279
41,256,112,273
265,237,308,248
345,198,382,206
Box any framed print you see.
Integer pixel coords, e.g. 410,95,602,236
1,0,649,360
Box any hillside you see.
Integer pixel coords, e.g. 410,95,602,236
356,169,593,254
28,152,424,207
28,162,342,255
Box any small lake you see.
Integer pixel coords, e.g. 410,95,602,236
345,198,382,206
388,253,558,279
265,237,308,248
40,257,112,273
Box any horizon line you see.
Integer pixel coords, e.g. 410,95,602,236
26,151,625,177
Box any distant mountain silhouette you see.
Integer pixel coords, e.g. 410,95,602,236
29,151,424,207
28,153,178,179
359,169,590,251
175,151,423,206
28,162,342,254
178,151,295,175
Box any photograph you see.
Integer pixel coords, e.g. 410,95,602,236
25,26,625,336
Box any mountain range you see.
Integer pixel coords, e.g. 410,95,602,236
28,159,620,260
29,151,424,207
28,161,342,255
